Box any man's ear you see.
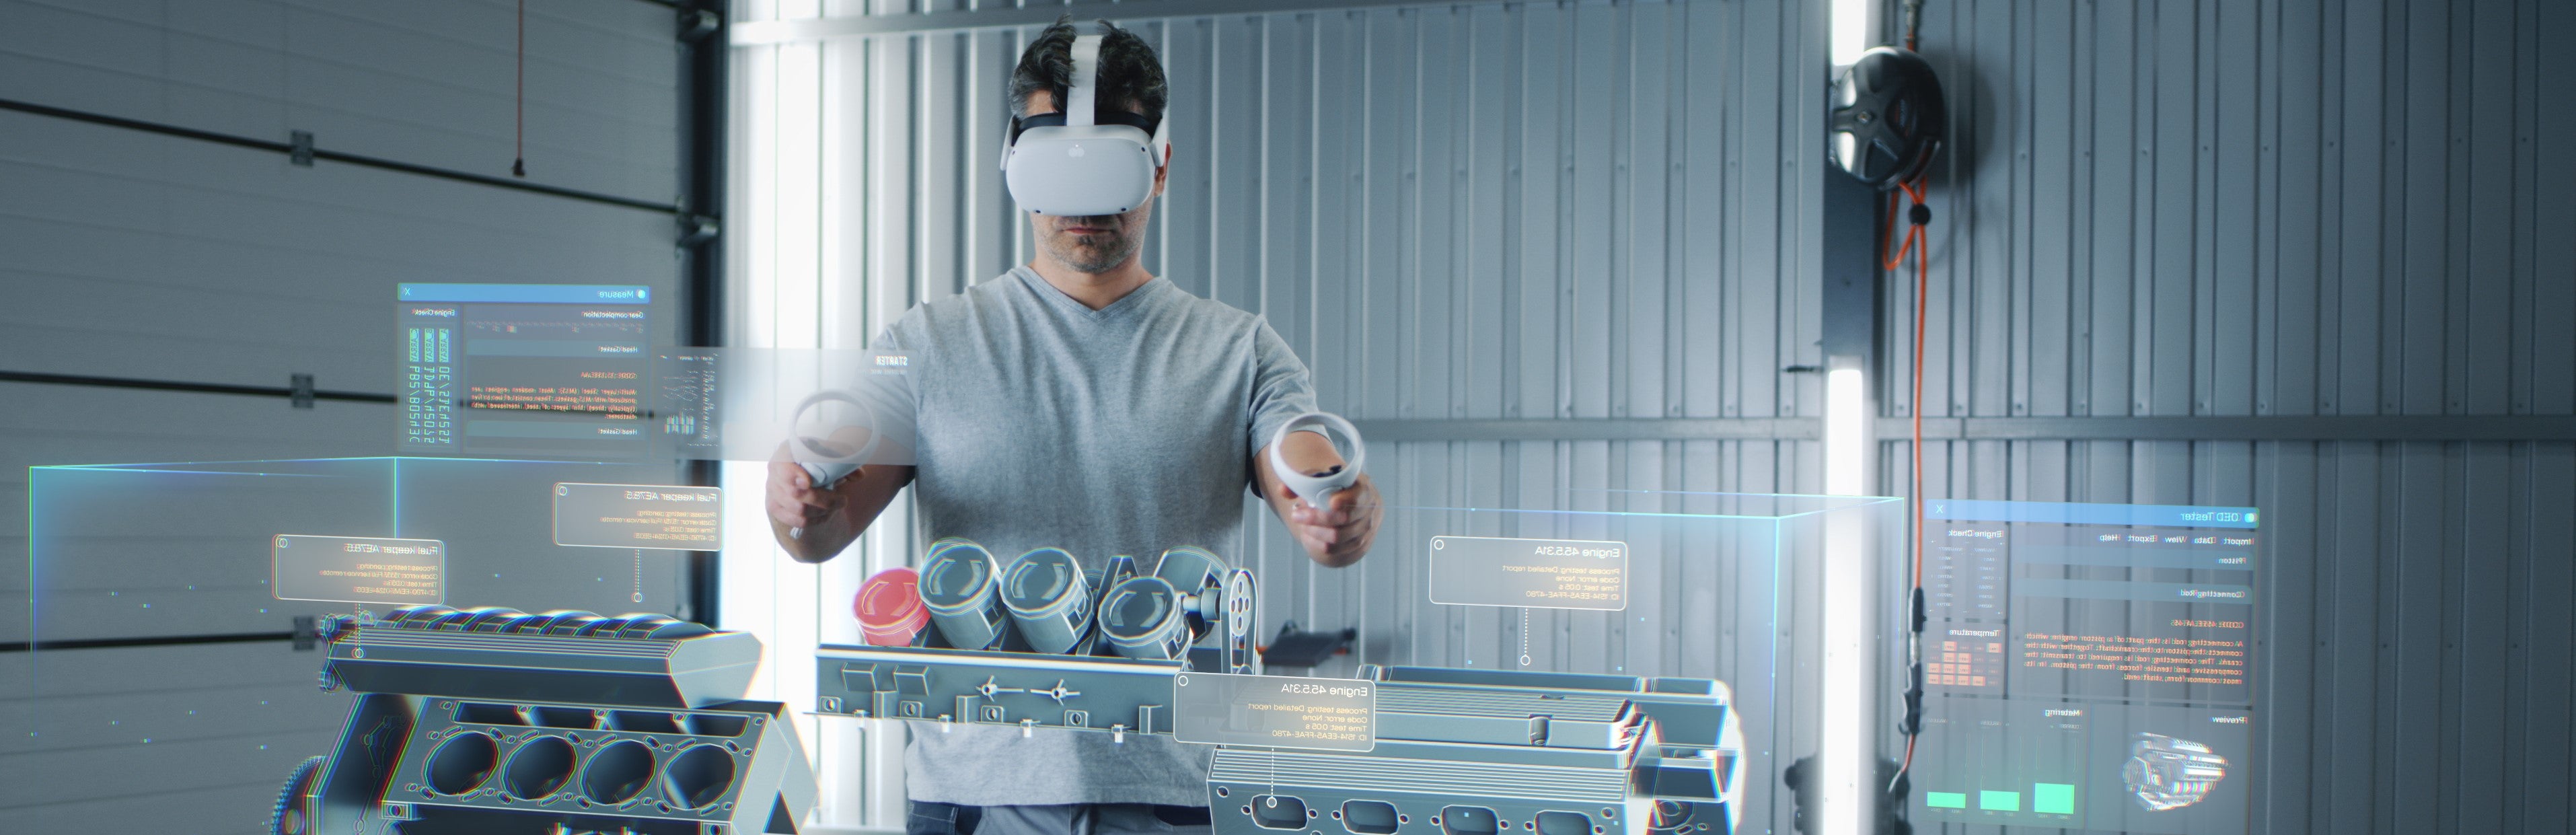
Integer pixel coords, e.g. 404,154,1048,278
1152,143,1174,196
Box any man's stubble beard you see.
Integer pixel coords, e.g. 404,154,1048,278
1041,207,1149,275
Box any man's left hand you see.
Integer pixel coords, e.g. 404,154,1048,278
1281,474,1379,568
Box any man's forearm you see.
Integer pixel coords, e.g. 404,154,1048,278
773,513,857,563
1270,474,1376,569
770,465,916,563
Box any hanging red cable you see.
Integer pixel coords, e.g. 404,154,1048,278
1892,172,1929,793
1882,0,1934,801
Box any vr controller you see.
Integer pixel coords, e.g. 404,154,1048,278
1268,411,1366,509
784,388,880,540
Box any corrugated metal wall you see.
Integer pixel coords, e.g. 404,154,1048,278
729,0,1839,828
1,1,686,830
1897,1,2575,834
735,0,2575,833
731,0,1831,624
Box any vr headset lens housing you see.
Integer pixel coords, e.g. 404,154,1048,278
1000,34,1169,217
1008,110,1158,145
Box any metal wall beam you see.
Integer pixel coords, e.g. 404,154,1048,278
1896,416,2576,442
1352,418,1822,443
0,370,395,404
1348,416,2576,443
0,98,681,215
731,0,1528,43
0,630,297,655
681,0,731,630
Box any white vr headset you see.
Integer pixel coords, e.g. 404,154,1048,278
999,34,1170,217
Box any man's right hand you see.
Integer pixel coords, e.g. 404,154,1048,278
767,460,850,532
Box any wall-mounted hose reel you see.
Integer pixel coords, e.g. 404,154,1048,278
1830,46,1946,190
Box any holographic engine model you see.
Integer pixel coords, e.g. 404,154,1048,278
2122,731,2228,812
271,606,815,835
814,542,1746,835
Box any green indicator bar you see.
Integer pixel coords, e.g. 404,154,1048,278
1926,792,1968,809
1980,791,2022,811
2034,783,2076,814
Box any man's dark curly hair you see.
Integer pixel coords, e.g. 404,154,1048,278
1009,16,1168,129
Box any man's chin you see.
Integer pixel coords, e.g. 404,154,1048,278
1047,243,1122,271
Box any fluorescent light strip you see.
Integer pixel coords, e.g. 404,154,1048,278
1825,369,1867,496
1822,366,1869,835
1831,0,1872,66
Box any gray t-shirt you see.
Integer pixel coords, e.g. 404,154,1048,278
875,265,1317,807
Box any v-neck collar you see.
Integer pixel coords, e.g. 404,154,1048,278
1012,265,1166,323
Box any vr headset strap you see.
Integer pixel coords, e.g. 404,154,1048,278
1066,35,1102,128
996,33,1167,170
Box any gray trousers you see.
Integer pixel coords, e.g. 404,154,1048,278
907,801,1214,835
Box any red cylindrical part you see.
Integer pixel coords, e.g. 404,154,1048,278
856,567,928,647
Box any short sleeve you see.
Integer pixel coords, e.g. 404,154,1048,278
870,306,914,353
848,307,927,466
1245,318,1320,462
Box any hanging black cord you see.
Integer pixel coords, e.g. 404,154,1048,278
512,0,527,178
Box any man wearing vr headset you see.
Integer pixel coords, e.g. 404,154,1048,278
763,17,1384,835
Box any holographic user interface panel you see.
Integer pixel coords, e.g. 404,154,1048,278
1911,500,2258,835
398,283,652,458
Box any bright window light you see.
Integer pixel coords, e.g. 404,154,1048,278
726,27,825,804
1831,0,1872,67
1821,365,1870,835
1825,368,1868,496
1821,534,1870,835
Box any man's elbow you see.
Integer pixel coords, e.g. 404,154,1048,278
776,532,835,564
1309,547,1367,569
